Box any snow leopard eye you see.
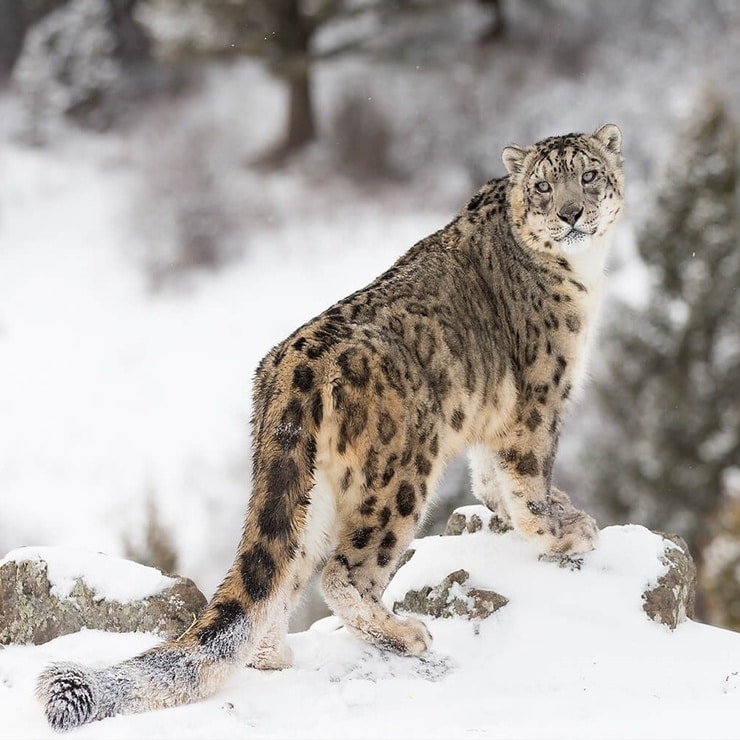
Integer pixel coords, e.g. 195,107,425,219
534,181,551,194
581,170,597,184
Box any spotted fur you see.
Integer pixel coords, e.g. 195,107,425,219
37,125,624,731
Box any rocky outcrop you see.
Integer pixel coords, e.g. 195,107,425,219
392,506,696,630
0,548,206,645
444,505,512,536
1,510,697,646
392,568,508,621
642,532,696,629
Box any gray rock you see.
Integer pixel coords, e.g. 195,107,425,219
0,550,206,646
444,506,511,536
393,568,508,621
642,531,696,630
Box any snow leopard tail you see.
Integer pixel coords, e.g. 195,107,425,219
37,352,321,731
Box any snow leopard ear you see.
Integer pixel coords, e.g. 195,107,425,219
502,145,527,176
593,124,622,157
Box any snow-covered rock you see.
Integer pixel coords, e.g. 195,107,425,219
642,531,696,629
444,503,512,536
391,506,696,630
0,547,206,645
392,567,509,621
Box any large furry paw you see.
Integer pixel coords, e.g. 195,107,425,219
547,490,599,556
515,487,599,557
370,616,432,657
36,662,99,732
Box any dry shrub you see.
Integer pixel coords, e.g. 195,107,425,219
124,490,179,575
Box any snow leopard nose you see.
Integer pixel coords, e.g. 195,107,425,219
557,203,584,226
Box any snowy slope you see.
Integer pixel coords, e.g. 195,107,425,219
1,523,739,740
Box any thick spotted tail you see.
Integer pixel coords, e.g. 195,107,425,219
37,358,320,731
36,565,284,733
36,631,243,732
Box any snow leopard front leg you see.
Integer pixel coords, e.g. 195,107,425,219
475,419,598,556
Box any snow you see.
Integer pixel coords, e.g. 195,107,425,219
2,523,740,739
3,6,740,735
0,546,174,602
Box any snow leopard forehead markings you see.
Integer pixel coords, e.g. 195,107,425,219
529,136,606,177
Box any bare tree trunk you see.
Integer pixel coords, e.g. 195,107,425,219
284,67,315,153
256,0,317,164
478,0,506,43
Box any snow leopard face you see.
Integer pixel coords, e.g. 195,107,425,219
502,124,624,256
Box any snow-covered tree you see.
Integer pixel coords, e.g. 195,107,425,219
139,0,507,164
0,0,68,78
12,0,155,140
585,94,740,559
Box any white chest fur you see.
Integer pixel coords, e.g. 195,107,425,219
564,233,611,399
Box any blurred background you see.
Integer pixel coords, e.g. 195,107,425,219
1,0,739,632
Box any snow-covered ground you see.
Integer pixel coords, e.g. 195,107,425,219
2,522,740,739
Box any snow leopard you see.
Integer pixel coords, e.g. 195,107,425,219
37,124,624,731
